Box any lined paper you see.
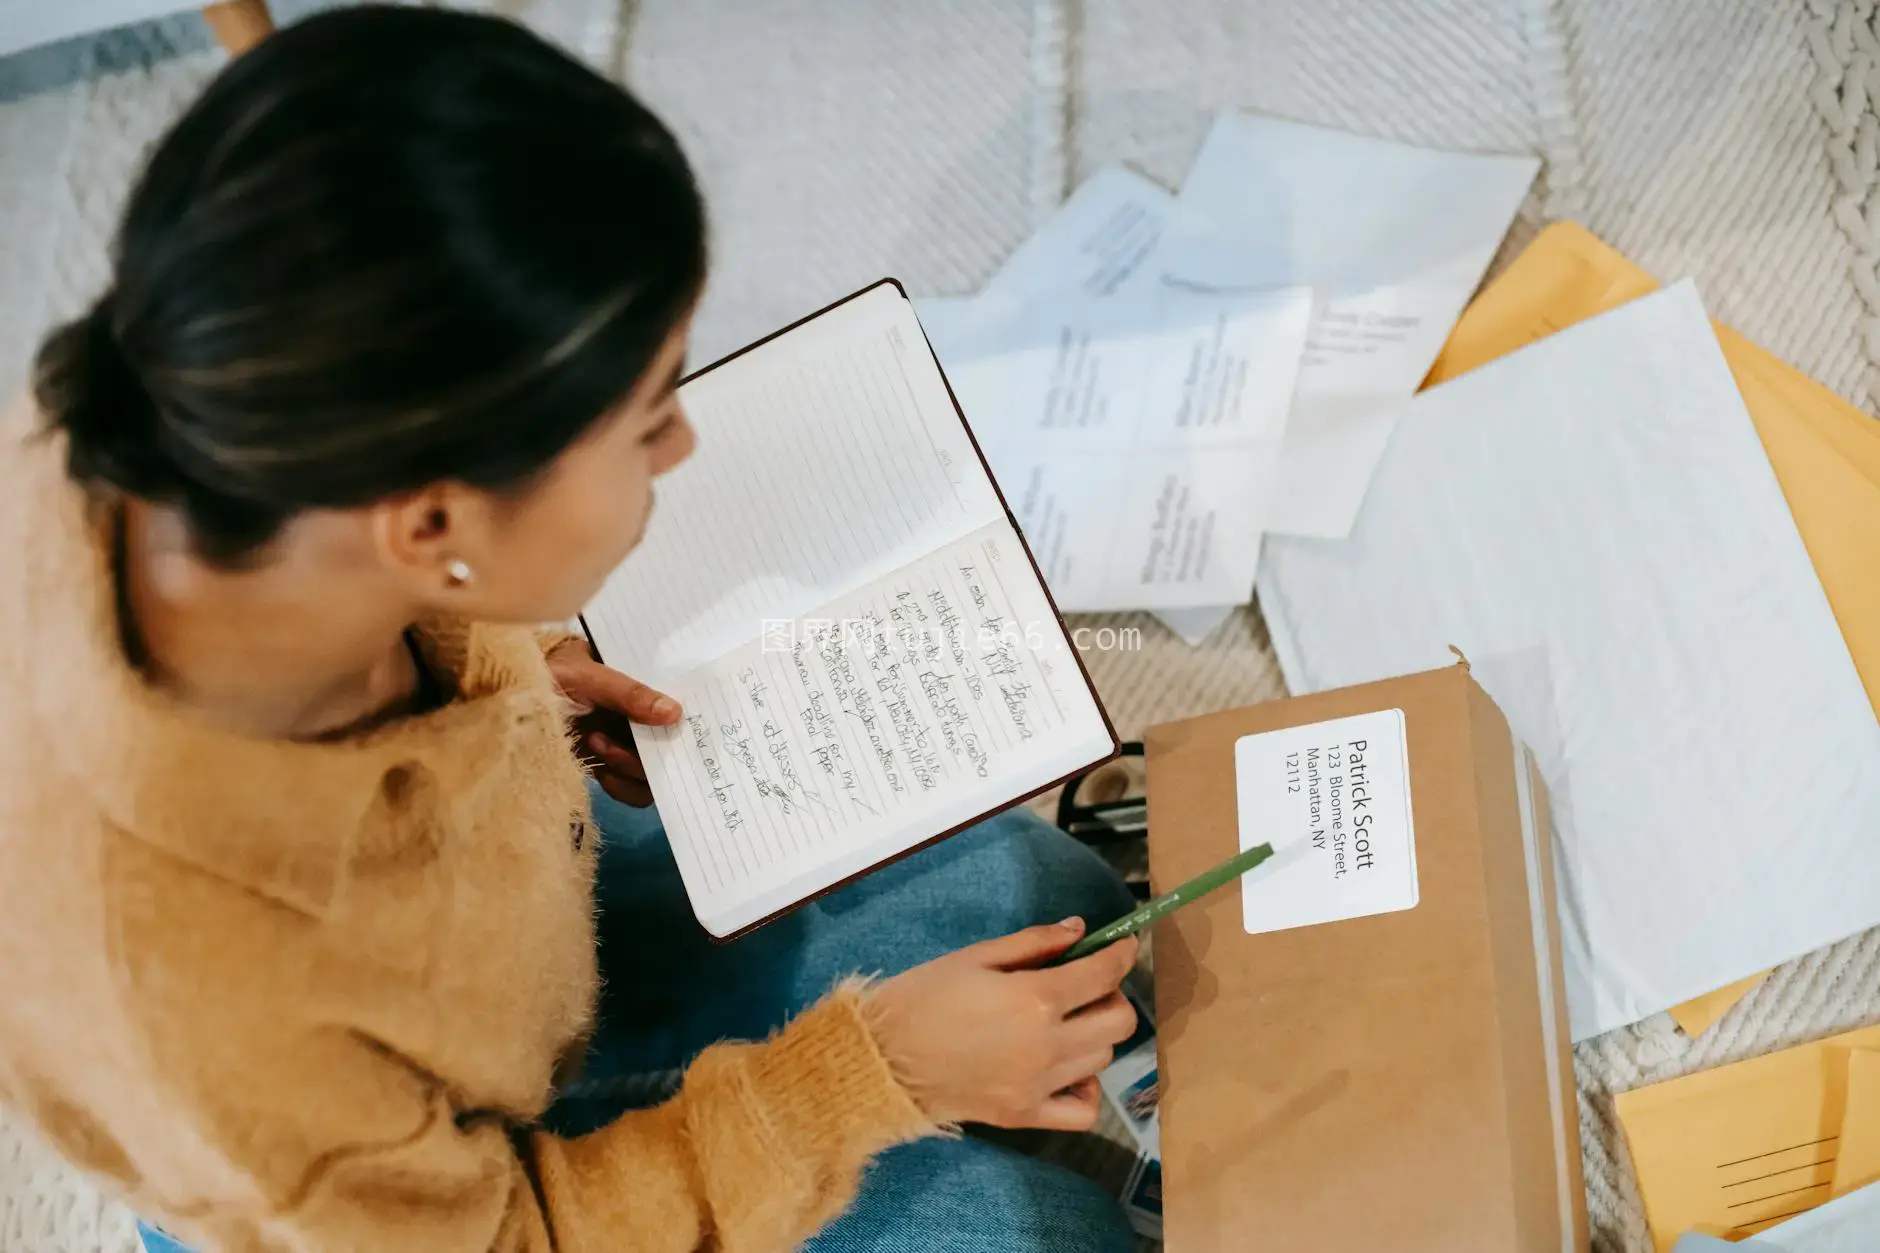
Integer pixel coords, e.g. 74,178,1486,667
637,520,1108,935
586,285,1005,683
581,283,1113,936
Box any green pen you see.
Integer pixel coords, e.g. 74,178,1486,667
1056,841,1277,965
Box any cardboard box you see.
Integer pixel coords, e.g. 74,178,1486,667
1147,663,1587,1252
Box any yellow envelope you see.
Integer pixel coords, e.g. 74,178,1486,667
1833,1049,1880,1197
1667,972,1771,1039
1615,1024,1880,1249
1424,221,1880,1034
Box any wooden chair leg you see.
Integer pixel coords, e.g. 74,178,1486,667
203,0,274,56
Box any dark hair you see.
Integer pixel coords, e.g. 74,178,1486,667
32,5,706,565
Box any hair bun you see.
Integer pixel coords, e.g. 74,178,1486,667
33,297,176,497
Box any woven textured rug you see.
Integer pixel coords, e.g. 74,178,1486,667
3,2,1879,1250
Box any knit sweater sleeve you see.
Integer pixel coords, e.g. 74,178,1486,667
532,985,938,1251
236,987,935,1253
534,624,589,660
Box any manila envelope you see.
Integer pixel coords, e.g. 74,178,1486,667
1424,221,1880,1034
1832,1050,1880,1198
1666,973,1774,1039
1615,1026,1880,1249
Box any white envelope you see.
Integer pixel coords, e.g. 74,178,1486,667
1256,281,1880,1040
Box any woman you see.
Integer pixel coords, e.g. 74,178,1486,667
0,8,1142,1252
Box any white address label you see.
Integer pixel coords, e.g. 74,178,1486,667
1234,708,1418,934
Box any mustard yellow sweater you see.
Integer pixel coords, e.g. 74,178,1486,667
0,406,936,1252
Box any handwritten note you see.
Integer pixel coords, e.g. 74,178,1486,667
637,522,1099,929
583,284,1113,937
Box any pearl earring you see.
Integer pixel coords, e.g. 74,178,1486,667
445,559,474,588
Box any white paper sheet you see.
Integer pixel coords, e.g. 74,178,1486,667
1159,113,1538,536
1255,282,1880,1041
1147,113,1538,645
1745,1181,1880,1251
591,287,1004,682
1155,603,1237,646
983,165,1175,299
928,163,1262,621
918,287,1312,611
911,166,1174,344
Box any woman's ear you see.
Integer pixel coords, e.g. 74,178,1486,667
369,485,482,592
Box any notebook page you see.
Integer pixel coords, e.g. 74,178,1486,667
584,284,1005,683
636,517,1112,937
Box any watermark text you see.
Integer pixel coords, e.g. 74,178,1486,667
758,617,1141,655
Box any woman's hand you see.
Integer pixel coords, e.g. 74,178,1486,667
544,638,682,807
865,919,1140,1131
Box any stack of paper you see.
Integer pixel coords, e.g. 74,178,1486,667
1149,114,1539,644
922,288,1310,611
917,113,1537,626
1254,274,1880,1043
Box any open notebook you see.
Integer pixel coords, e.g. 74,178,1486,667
581,281,1117,937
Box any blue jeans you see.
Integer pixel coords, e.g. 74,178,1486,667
137,1228,189,1253
143,793,1137,1253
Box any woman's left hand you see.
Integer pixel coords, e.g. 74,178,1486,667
545,638,683,807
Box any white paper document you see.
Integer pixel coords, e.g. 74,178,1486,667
983,164,1175,299
1255,282,1880,1041
1150,113,1538,644
914,165,1174,337
1159,113,1538,537
920,287,1312,611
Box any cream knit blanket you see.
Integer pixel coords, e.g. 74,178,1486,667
2,2,1877,1250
